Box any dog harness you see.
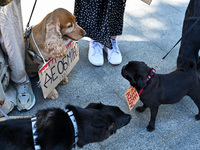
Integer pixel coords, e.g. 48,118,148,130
24,26,47,63
65,109,79,146
138,68,156,96
31,110,78,150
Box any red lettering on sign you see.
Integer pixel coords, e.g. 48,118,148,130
125,86,140,110
66,40,73,49
39,58,57,75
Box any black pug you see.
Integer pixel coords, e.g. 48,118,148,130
121,60,200,132
177,0,200,70
0,103,131,150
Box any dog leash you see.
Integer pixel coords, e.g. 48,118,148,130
24,0,37,38
26,0,37,29
31,31,47,64
139,17,200,96
0,107,10,120
152,17,200,69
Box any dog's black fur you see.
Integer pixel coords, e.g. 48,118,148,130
177,0,200,70
0,103,131,150
122,61,200,132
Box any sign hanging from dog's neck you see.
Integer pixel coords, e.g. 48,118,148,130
38,40,79,98
125,86,140,110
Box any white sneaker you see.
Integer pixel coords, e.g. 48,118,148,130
105,39,122,65
15,75,36,111
88,40,104,66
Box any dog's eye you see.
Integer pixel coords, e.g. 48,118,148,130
66,23,73,28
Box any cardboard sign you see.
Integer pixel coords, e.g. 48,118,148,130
125,86,140,110
141,0,152,5
38,41,79,98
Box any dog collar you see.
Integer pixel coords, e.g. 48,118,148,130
31,110,78,149
31,117,41,150
138,68,156,96
65,109,79,146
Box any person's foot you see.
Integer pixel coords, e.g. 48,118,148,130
88,40,104,66
105,39,122,65
15,75,35,111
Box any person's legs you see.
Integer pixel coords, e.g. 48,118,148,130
105,36,122,65
0,0,26,83
105,0,126,65
89,36,122,66
88,40,104,66
0,0,35,111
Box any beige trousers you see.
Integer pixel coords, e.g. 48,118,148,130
0,0,26,84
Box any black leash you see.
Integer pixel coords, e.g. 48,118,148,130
153,17,200,68
26,0,37,28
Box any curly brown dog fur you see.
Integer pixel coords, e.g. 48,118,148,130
25,8,86,100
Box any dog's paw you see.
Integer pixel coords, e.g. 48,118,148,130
136,106,145,112
60,77,68,84
147,125,155,132
195,114,200,120
47,89,58,100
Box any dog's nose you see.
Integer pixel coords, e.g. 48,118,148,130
123,114,132,126
127,114,132,122
121,66,126,76
81,29,86,37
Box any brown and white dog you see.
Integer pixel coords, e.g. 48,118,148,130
0,103,131,150
122,60,200,132
25,8,86,99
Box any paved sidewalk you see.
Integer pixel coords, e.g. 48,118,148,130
10,0,200,149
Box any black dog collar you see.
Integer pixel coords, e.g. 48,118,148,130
138,68,156,95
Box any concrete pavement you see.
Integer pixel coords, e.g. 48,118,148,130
10,0,200,149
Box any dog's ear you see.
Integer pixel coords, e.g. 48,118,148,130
85,102,103,109
44,20,67,58
130,74,137,85
91,113,114,129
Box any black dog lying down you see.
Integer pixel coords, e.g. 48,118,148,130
0,103,131,150
122,61,200,132
177,0,200,70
